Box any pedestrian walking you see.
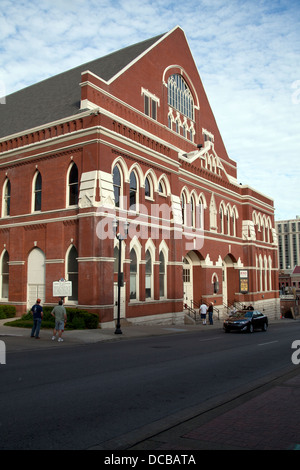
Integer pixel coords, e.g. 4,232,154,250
51,299,67,342
199,302,208,325
30,298,43,339
208,302,214,325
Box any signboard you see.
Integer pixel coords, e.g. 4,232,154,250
239,270,249,294
53,279,72,297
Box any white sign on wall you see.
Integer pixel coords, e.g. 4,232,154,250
53,279,72,297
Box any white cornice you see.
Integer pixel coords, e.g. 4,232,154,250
0,109,94,144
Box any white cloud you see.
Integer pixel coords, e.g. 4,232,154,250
0,0,299,220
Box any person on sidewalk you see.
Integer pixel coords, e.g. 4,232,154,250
51,299,67,342
208,302,214,325
30,298,43,339
199,302,208,325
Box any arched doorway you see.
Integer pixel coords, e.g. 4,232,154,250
222,254,237,308
183,256,193,306
183,251,205,307
27,248,46,309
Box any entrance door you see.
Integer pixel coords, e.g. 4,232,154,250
183,257,193,307
222,260,227,307
27,248,46,309
222,255,236,308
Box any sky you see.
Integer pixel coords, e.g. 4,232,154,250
0,0,299,221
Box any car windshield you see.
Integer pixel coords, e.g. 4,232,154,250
230,311,253,319
243,311,253,318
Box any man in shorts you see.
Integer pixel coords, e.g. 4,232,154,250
51,299,67,342
199,302,208,325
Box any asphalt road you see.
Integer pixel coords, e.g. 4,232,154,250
0,321,299,450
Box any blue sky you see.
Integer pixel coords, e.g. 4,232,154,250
0,0,299,221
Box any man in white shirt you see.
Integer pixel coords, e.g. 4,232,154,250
199,303,208,325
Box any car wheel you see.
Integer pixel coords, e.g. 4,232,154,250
262,322,268,332
248,323,254,333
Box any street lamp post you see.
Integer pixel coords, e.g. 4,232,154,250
113,218,129,335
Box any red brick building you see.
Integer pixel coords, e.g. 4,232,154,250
0,26,279,325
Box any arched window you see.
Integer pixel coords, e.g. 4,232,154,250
181,192,187,225
191,195,196,228
145,176,152,198
158,180,166,195
68,163,78,206
129,171,137,210
2,178,11,217
167,74,194,120
259,255,263,292
33,171,42,212
27,248,45,308
1,251,9,299
159,251,166,298
67,246,78,302
231,210,237,237
113,246,119,273
145,250,152,299
198,197,205,230
130,249,137,300
113,166,121,208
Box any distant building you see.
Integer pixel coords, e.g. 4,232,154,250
279,266,300,293
276,216,300,270
0,26,279,325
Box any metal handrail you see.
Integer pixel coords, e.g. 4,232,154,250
184,304,197,321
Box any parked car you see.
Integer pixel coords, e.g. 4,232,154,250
223,310,268,333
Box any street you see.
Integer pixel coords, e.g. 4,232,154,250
0,320,299,450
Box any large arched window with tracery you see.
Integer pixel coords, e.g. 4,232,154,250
168,74,194,120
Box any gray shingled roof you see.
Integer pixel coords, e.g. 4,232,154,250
0,33,165,139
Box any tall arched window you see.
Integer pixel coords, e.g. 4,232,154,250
191,195,196,228
2,178,11,217
145,250,152,299
181,192,187,225
130,248,137,300
113,165,121,208
129,171,137,210
33,171,42,212
1,250,9,299
159,251,166,298
168,74,194,120
67,246,78,302
198,197,205,230
27,248,45,308
114,246,119,273
68,163,78,206
145,176,152,198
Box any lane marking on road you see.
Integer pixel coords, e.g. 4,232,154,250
198,336,221,342
258,340,279,346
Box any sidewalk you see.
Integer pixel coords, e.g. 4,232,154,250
0,316,223,349
127,366,300,451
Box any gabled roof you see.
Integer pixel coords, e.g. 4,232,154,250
0,32,165,139
293,266,300,274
